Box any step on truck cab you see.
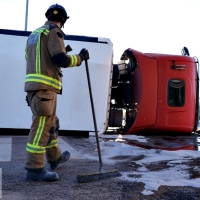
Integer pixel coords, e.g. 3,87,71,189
107,48,199,134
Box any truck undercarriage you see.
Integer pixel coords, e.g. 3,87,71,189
107,50,138,134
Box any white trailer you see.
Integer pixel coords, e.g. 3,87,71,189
0,29,113,135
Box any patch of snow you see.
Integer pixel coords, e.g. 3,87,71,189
85,134,200,195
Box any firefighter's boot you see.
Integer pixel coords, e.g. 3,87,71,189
49,151,70,170
26,168,59,181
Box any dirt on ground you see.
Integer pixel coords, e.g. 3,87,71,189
2,134,200,200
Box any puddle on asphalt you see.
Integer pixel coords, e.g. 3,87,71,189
103,133,200,151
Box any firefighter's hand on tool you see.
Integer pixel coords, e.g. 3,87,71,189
65,45,72,53
79,48,90,61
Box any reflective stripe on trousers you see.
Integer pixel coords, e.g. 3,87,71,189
26,116,59,154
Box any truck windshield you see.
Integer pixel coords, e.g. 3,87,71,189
168,79,185,107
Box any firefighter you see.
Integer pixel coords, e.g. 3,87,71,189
24,4,89,181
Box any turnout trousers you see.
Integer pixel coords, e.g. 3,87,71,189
25,90,62,169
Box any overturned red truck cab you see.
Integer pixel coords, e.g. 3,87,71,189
107,47,199,134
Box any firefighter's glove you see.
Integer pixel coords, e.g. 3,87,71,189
25,95,30,106
79,48,90,61
65,45,72,53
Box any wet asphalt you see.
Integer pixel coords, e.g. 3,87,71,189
1,135,200,200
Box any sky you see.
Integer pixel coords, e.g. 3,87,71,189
0,0,200,63
81,133,200,196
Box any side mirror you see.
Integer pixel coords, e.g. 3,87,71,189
181,46,190,56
